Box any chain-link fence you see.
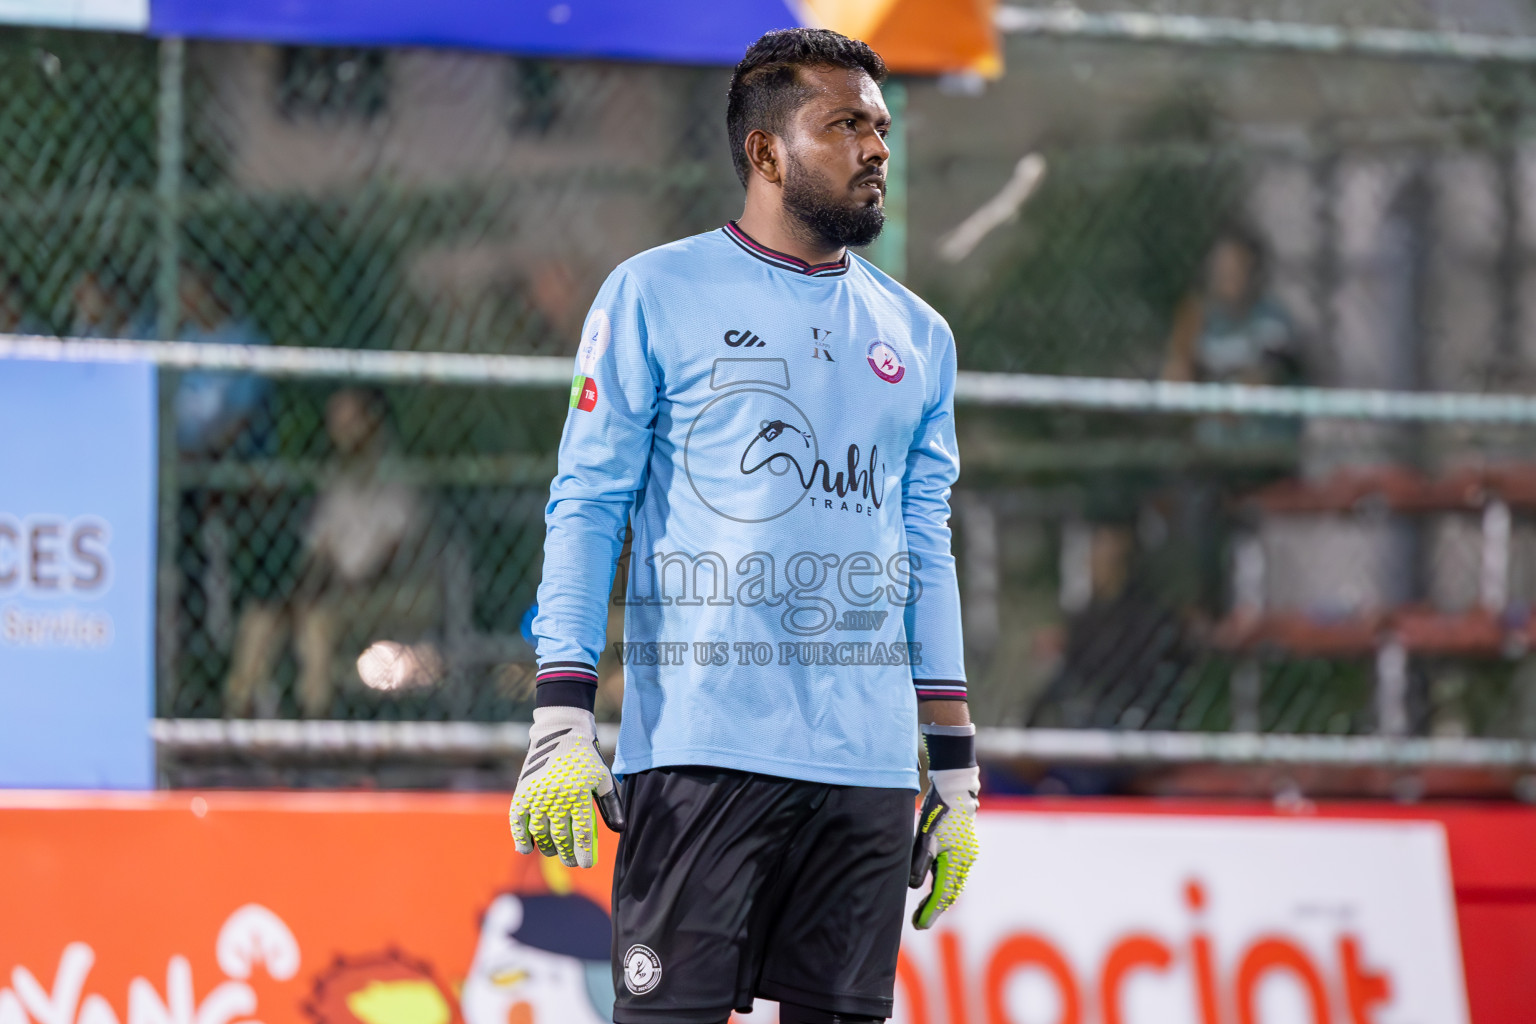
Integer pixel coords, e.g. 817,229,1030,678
11,17,1536,786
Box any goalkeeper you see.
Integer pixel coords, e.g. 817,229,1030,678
511,28,978,1024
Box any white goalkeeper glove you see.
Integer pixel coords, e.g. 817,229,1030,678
509,705,625,868
910,724,980,929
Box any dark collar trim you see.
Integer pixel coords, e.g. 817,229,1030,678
723,222,849,277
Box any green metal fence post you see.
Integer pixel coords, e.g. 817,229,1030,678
155,37,184,341
154,37,185,722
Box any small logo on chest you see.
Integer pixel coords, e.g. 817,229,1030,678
724,328,766,348
867,339,905,383
810,326,835,361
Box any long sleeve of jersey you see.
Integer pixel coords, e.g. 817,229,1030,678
531,269,658,703
904,330,967,700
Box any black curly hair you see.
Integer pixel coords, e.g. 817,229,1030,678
726,28,887,187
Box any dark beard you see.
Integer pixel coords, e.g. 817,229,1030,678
782,154,886,251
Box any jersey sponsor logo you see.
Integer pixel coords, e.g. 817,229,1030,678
867,339,905,383
683,358,887,523
723,328,766,348
622,944,662,995
741,426,885,512
686,385,819,522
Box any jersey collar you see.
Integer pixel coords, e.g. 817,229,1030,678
722,221,850,278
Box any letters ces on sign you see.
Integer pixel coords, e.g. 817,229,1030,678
0,360,157,788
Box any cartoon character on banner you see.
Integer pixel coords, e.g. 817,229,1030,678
2,855,616,1024
303,855,614,1024
460,843,614,1024
460,891,612,1024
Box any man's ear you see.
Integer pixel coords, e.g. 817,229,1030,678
743,128,783,186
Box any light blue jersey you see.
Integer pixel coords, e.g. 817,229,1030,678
532,223,965,790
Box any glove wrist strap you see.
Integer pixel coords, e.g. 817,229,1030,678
534,661,598,712
922,722,976,771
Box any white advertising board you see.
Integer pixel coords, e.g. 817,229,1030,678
890,813,1469,1024
0,0,147,31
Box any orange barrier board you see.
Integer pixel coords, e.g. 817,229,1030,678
2,792,1530,1024
0,792,616,1024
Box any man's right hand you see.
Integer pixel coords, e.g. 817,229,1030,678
509,705,624,869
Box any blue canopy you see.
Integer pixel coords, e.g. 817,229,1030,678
150,0,802,65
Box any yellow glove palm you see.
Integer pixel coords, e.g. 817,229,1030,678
509,706,624,868
909,765,980,929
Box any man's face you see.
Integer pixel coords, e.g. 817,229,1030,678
1208,239,1255,306
779,66,891,249
326,390,379,454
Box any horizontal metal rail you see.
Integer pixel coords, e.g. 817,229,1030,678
996,6,1536,63
0,334,573,388
152,720,1536,769
951,372,1536,422
980,728,1536,768
12,335,1536,423
153,718,618,756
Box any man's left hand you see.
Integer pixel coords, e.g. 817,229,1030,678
908,764,980,929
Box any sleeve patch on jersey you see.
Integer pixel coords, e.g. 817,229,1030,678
570,374,599,411
578,308,611,375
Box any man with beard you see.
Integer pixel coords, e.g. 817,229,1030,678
510,28,978,1024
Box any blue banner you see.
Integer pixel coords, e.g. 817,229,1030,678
150,0,800,65
0,360,157,789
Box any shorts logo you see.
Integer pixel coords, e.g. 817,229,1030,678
867,340,904,383
623,944,663,995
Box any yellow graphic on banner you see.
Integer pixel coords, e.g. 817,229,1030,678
346,980,453,1024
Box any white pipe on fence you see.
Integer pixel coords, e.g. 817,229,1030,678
995,6,1536,63
0,334,573,387
12,334,1536,423
152,719,1536,768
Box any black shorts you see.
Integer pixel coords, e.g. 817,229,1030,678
611,766,914,1023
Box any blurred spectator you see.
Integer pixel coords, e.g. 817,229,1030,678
1162,225,1300,387
0,273,30,334
173,264,271,456
70,270,136,339
225,387,428,718
1162,226,1303,450
173,264,277,674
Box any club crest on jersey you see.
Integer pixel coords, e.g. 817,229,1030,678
867,339,905,383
